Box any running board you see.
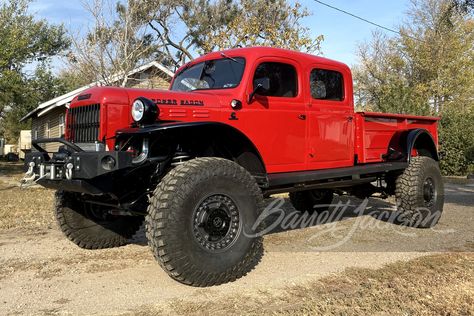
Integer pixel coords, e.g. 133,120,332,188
264,177,377,196
267,162,408,189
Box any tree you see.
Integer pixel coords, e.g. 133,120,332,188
353,31,430,115
0,0,69,142
67,0,155,86
143,0,323,69
69,0,323,77
2,66,69,143
354,0,474,174
355,0,474,114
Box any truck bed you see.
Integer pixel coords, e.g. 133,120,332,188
355,112,440,164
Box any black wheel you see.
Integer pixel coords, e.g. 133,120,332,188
395,156,444,228
55,191,144,249
289,189,334,213
146,157,264,287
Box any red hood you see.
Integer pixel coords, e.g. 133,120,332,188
125,88,227,123
69,86,230,146
125,88,224,108
70,86,225,109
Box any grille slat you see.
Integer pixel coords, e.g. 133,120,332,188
67,104,100,143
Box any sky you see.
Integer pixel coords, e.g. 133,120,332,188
29,0,412,69
300,0,410,65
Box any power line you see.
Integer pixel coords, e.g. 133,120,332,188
312,0,422,41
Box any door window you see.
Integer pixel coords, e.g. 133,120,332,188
310,69,344,101
253,62,297,97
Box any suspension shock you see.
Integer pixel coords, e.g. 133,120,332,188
171,145,191,166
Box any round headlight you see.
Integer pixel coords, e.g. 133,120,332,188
131,99,145,122
131,97,158,124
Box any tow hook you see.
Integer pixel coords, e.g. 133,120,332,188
20,162,42,188
65,163,74,180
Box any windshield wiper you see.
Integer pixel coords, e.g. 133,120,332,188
220,52,244,64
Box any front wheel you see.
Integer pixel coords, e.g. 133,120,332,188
395,156,444,228
146,157,264,286
55,191,144,249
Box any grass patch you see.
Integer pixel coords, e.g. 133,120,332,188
0,161,24,181
0,163,55,230
145,253,473,316
0,182,55,230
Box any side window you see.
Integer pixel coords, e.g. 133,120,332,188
253,62,297,97
59,114,65,137
45,122,50,138
310,69,344,101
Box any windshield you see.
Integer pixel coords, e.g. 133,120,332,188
171,57,245,92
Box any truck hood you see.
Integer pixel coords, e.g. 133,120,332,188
69,86,228,145
71,86,225,109
125,88,224,108
125,88,226,122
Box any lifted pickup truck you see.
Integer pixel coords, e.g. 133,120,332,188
24,47,443,286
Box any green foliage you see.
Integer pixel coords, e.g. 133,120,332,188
0,0,69,143
354,0,474,175
1,65,68,143
0,0,69,72
139,0,322,69
439,107,474,175
69,0,323,81
185,0,322,55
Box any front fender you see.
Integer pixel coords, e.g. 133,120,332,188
116,121,267,174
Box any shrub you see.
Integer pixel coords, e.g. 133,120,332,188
438,107,474,176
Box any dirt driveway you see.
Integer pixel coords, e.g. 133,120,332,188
0,181,472,315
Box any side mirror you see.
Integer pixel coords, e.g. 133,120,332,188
248,77,270,103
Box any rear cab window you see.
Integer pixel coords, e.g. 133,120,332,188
253,62,298,98
310,69,344,101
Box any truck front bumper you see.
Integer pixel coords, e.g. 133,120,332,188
24,138,135,195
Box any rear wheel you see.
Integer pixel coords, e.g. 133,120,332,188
146,157,264,286
289,189,334,213
55,191,144,249
395,156,444,228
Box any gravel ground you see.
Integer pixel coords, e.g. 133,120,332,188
0,180,472,315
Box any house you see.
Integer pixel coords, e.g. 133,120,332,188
17,130,31,159
21,61,174,152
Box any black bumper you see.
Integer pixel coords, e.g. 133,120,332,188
37,179,104,195
25,138,135,195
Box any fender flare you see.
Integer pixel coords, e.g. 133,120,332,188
116,121,267,172
406,128,439,162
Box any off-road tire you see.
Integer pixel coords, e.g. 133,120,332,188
395,156,444,228
55,191,144,249
289,189,334,213
146,157,264,287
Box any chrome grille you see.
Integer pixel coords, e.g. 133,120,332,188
67,104,100,143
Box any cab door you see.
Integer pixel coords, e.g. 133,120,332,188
306,65,354,170
242,57,307,173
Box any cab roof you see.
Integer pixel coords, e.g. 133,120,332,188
177,46,350,74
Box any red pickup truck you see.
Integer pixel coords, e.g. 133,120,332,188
24,47,444,286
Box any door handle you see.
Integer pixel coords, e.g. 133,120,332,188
298,114,306,120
